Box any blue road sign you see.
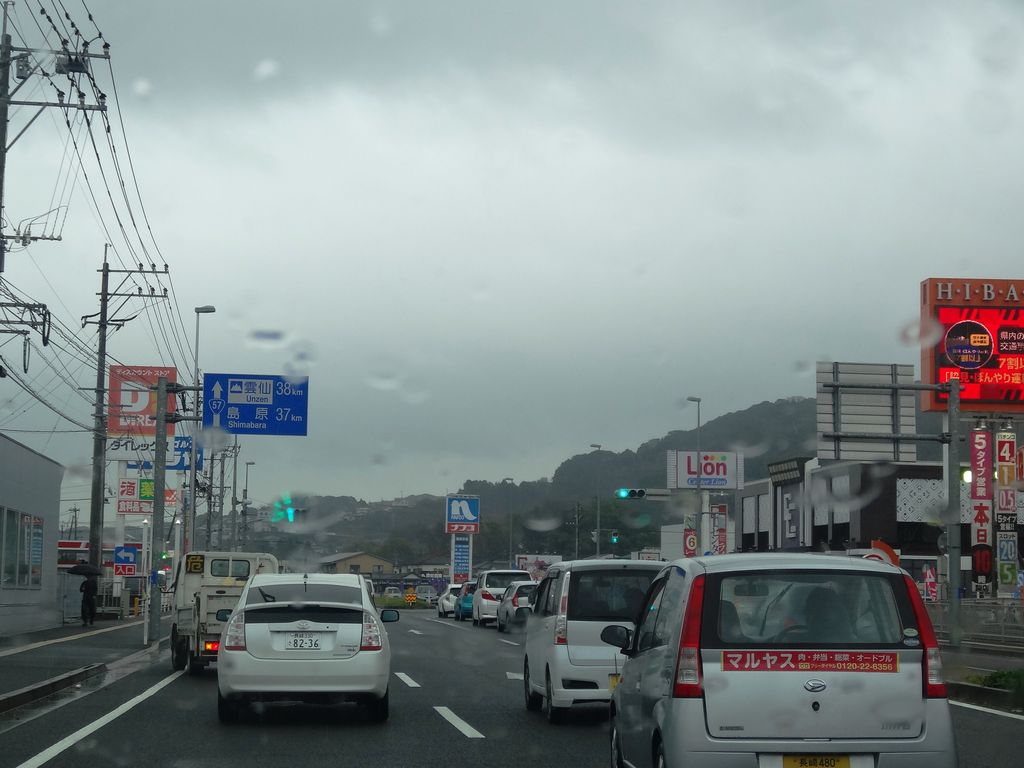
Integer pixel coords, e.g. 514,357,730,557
445,495,480,534
127,435,204,472
114,546,137,566
453,534,471,580
202,374,309,436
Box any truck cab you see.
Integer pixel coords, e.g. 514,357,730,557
170,551,279,674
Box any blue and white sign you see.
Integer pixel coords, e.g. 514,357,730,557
445,495,480,534
127,435,204,472
451,534,472,583
202,374,309,436
114,546,137,566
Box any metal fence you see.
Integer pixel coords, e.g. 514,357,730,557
925,598,1024,650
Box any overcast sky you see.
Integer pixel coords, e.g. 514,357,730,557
3,1,1024,514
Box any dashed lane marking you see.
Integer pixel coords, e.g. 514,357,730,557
427,618,468,630
408,630,424,635
434,706,485,738
395,673,421,688
499,639,519,646
950,700,1024,721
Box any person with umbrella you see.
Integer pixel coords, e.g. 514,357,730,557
69,562,102,626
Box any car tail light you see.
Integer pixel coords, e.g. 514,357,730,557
554,578,571,645
512,594,520,608
204,640,220,653
673,575,706,698
903,574,947,698
223,611,246,651
481,590,498,602
361,612,384,651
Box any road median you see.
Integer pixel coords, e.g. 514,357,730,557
0,664,107,714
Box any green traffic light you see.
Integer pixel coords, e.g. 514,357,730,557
616,488,629,499
610,531,620,544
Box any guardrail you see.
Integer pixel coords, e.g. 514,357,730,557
925,598,1024,651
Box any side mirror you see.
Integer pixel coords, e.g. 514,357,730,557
215,609,232,622
600,624,633,654
379,609,400,623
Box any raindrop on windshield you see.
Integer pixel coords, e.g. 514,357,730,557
899,316,944,347
522,515,562,532
253,59,280,80
197,426,231,453
245,329,289,350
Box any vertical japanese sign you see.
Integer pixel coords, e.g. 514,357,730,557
451,534,472,584
712,504,728,555
995,431,1019,591
683,528,697,558
970,429,994,589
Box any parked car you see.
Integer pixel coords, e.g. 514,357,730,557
472,569,532,626
216,573,399,723
523,559,661,723
416,584,438,605
383,586,402,598
496,581,537,633
437,583,461,617
453,580,477,621
603,553,957,768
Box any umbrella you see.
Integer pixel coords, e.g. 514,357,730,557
67,563,104,577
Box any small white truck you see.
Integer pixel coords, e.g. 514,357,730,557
170,550,279,674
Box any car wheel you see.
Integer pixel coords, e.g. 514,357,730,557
217,690,241,723
497,615,505,633
367,688,389,722
543,669,563,724
170,627,187,671
524,659,542,711
611,713,625,768
472,609,479,626
653,740,665,768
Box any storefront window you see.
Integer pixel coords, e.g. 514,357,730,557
0,509,43,590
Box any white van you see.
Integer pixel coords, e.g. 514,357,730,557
472,569,531,626
522,559,661,722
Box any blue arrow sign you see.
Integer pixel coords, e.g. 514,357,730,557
126,435,204,472
202,374,309,436
114,546,137,566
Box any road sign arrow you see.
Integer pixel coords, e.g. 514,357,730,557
212,381,223,399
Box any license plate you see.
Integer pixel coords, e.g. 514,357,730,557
285,632,321,650
782,756,850,768
608,674,621,691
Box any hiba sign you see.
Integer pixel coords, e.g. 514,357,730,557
920,278,1024,413
667,451,744,490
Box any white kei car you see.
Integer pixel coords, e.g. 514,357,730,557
216,573,399,722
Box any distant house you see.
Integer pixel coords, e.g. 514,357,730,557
318,551,395,576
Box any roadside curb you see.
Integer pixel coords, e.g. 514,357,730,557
0,663,107,714
948,681,1023,713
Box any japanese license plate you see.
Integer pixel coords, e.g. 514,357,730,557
608,674,621,691
782,756,850,768
286,632,321,650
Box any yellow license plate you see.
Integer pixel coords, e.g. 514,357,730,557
782,757,850,768
608,674,621,691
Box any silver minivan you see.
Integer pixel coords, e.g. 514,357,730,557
603,553,957,768
523,559,663,723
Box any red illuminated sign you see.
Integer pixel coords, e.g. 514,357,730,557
108,365,178,437
921,278,1024,412
721,651,899,673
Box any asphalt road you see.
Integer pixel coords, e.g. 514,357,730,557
1,611,1022,768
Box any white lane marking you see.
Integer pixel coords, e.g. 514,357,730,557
506,672,524,680
427,618,468,630
0,621,146,658
499,639,519,646
14,670,185,768
408,629,424,635
395,673,421,688
950,700,1024,721
434,706,485,738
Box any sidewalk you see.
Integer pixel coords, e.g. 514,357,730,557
0,614,171,698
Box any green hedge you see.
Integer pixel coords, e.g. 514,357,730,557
967,669,1024,705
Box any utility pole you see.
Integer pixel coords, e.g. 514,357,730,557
83,251,170,567
147,376,170,647
230,436,239,550
0,1,108,269
574,502,581,560
217,449,227,548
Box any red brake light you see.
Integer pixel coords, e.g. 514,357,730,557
481,590,498,602
512,594,519,607
673,575,705,698
204,640,220,653
903,574,947,698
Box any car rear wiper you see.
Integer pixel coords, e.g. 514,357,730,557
257,586,276,603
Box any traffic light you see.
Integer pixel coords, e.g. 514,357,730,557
272,495,296,523
616,488,646,499
590,530,598,543
610,530,620,544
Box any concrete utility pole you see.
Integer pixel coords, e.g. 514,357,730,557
148,376,170,646
0,1,108,268
230,436,239,550
217,449,227,548
84,252,169,567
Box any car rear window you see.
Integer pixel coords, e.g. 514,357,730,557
464,582,477,594
567,569,658,622
516,584,536,597
210,559,251,578
484,572,531,589
243,605,363,623
707,570,914,648
246,583,363,605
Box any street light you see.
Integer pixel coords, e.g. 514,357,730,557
502,477,514,568
590,443,602,556
686,396,704,551
187,305,216,554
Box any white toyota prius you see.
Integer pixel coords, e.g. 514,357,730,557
216,572,399,722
